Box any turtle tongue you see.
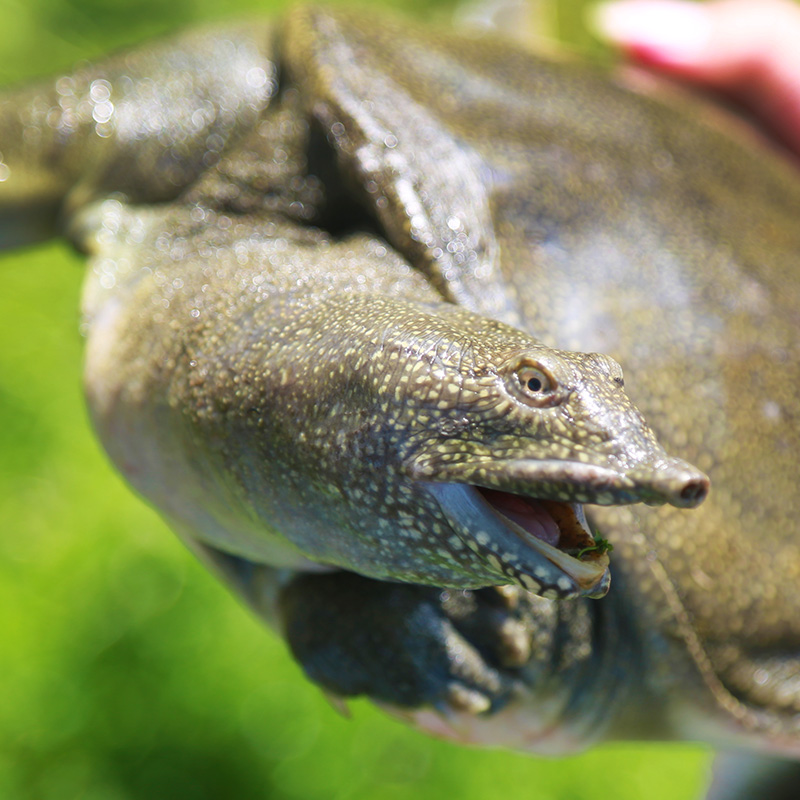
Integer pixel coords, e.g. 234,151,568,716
478,488,561,547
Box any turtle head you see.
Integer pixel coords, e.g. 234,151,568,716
398,308,708,598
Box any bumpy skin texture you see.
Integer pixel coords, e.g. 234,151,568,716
2,3,800,778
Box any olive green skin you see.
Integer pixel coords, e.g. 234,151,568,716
1,4,800,775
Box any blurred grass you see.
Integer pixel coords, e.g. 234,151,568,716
0,1,712,798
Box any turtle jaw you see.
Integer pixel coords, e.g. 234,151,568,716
414,454,707,598
423,481,611,600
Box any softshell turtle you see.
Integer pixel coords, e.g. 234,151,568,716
1,5,799,798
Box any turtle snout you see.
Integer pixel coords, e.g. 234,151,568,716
627,458,710,509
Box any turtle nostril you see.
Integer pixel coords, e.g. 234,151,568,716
679,476,710,507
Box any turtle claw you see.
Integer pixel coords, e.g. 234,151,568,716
444,683,493,715
279,572,532,714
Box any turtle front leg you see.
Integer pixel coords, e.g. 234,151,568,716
190,542,525,715
281,572,530,715
273,569,641,755
190,538,659,755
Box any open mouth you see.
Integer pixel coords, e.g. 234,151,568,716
424,480,612,599
476,487,611,589
421,454,706,599
478,488,592,551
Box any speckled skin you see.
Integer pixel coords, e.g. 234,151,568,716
2,4,800,777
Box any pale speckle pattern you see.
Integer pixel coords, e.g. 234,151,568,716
2,3,800,760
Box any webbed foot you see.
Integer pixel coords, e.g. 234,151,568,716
279,572,538,714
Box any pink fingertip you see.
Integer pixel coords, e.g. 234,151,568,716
592,0,713,65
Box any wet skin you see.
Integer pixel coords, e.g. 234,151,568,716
1,4,800,789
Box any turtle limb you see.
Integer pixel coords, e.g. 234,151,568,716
279,571,533,713
0,22,275,249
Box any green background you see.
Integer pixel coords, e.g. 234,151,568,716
0,1,712,798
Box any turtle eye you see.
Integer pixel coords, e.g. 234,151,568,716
510,362,560,406
518,365,552,395
521,368,549,394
